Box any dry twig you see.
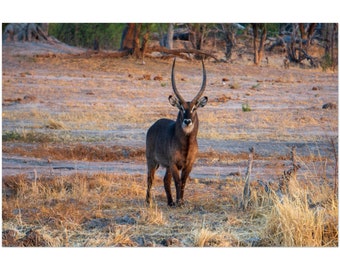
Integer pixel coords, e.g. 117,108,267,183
241,147,255,210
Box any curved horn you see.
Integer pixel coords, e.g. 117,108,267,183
171,58,186,104
192,59,207,103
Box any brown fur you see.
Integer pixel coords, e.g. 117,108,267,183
146,59,208,206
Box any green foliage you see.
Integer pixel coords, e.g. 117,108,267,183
48,23,164,50
2,130,57,143
242,103,252,112
320,53,334,71
2,130,22,141
49,23,126,50
266,23,280,36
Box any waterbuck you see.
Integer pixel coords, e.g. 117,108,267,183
146,58,208,207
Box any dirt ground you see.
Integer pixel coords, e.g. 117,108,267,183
1,41,338,247
2,41,338,180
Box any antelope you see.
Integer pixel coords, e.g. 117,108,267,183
146,58,208,207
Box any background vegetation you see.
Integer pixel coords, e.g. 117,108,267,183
48,23,166,50
48,23,125,49
3,23,338,69
45,23,283,50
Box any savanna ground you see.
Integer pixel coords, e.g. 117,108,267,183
1,40,338,247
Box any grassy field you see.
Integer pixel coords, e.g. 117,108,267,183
2,41,338,248
2,170,338,247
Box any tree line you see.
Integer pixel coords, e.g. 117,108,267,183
2,23,338,69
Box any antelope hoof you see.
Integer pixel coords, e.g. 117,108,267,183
168,201,176,207
146,197,152,207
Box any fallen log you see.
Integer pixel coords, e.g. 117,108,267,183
148,45,220,62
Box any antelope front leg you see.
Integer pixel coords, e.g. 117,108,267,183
163,168,174,206
180,165,193,202
170,165,183,206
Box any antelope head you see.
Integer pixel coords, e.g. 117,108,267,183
168,58,208,135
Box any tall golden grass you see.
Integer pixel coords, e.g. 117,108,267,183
257,178,338,247
2,169,337,247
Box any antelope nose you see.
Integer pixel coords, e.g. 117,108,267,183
184,119,192,126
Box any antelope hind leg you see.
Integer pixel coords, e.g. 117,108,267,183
146,166,157,205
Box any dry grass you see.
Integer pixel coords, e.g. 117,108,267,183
2,168,337,247
2,173,145,246
2,43,338,248
2,143,145,162
45,118,66,130
192,227,235,247
138,205,167,226
257,179,338,247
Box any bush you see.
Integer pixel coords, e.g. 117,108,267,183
320,53,334,71
49,23,126,50
242,103,251,112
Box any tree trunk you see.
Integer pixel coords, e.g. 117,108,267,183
252,23,267,65
299,23,307,40
120,23,149,60
330,23,337,69
3,23,50,43
120,23,136,52
322,23,338,69
258,25,267,64
225,31,234,60
219,24,235,60
132,24,142,58
166,23,174,49
299,23,317,47
286,23,319,67
252,24,259,64
140,26,150,63
307,23,317,38
188,24,207,59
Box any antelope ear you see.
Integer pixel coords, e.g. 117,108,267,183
169,95,181,109
196,96,208,108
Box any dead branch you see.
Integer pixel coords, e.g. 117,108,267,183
329,137,338,196
148,45,220,62
294,47,319,67
241,147,255,210
278,146,301,194
257,179,273,194
34,50,130,60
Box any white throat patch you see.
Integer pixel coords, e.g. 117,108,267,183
182,121,194,134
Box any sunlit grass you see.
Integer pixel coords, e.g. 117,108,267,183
2,44,338,247
2,167,337,247
257,180,338,247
